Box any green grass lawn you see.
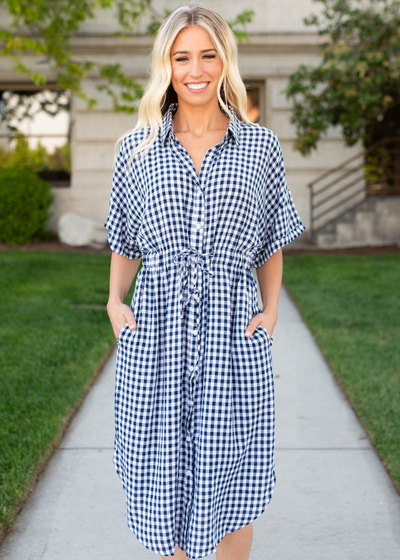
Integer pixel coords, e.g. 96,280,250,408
283,253,400,491
0,251,137,537
1,251,399,537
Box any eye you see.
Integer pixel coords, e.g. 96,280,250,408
174,54,216,62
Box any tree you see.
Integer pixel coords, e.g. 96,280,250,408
0,1,254,127
284,0,400,156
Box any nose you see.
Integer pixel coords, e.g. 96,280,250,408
189,56,204,79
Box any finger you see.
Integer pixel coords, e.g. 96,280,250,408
115,323,125,341
244,321,257,337
126,310,137,330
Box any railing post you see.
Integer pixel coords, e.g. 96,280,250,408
395,138,400,190
381,139,386,191
308,182,314,244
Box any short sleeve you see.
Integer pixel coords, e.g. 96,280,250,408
103,137,143,260
253,133,306,269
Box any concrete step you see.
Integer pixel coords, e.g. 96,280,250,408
357,197,377,212
340,211,357,224
355,212,378,242
314,195,399,248
316,198,370,238
337,222,357,245
316,233,338,248
317,222,336,235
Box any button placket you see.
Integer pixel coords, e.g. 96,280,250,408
182,201,209,536
187,185,202,435
176,134,228,552
174,250,214,547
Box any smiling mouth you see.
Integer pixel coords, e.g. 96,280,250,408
185,82,210,92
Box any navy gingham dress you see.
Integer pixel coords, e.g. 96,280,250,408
104,101,306,559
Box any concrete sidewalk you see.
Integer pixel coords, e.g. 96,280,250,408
1,284,400,559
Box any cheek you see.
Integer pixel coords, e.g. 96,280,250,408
171,65,185,84
208,61,223,81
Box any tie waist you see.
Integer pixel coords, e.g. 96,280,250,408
173,247,215,319
141,247,256,319
141,247,255,270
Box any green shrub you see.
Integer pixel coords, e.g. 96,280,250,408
0,134,71,174
0,145,12,168
0,168,53,245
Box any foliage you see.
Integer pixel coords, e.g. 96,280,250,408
284,0,400,156
0,168,53,244
364,144,392,188
0,89,71,134
0,0,254,126
0,144,12,168
5,134,46,172
0,133,71,173
48,143,71,174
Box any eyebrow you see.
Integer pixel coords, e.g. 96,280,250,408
172,48,217,56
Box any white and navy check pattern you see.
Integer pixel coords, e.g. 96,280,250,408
104,101,306,559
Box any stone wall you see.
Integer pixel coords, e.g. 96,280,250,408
0,0,365,239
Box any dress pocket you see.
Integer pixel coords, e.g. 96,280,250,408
257,324,271,339
256,324,274,347
247,271,274,347
116,268,144,347
117,321,139,347
117,322,129,344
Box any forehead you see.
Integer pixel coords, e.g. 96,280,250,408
171,26,214,50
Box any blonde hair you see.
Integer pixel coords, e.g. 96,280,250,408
116,0,257,173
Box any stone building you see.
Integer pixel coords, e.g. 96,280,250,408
0,0,399,248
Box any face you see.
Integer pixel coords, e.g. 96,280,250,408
170,25,224,107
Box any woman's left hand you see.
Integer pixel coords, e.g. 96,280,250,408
244,307,278,339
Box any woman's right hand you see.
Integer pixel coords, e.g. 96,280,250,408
106,300,137,341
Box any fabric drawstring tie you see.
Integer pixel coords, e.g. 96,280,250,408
173,247,215,319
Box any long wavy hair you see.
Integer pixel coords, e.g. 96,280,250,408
116,0,257,173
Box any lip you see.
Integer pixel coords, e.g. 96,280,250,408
185,82,210,93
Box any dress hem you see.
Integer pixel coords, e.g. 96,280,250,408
123,478,276,559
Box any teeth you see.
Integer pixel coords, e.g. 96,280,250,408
186,83,208,90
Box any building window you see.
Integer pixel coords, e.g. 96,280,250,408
0,87,71,187
245,82,264,124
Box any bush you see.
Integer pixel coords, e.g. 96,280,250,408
0,134,71,174
0,168,53,245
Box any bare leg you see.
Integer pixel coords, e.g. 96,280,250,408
215,522,253,560
161,522,252,560
162,545,191,560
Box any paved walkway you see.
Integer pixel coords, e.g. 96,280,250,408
1,284,400,559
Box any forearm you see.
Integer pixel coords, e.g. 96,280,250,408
255,249,283,312
107,252,141,305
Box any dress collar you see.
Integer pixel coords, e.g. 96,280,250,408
160,101,241,147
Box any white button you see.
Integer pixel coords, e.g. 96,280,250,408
196,222,202,229
186,435,191,442
194,294,199,301
188,365,194,372
192,329,198,336
188,399,193,406
186,469,192,476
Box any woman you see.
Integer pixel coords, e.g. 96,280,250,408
104,2,306,559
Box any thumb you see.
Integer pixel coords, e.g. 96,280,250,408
244,318,258,337
126,309,137,330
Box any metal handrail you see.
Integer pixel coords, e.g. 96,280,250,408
308,136,400,242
